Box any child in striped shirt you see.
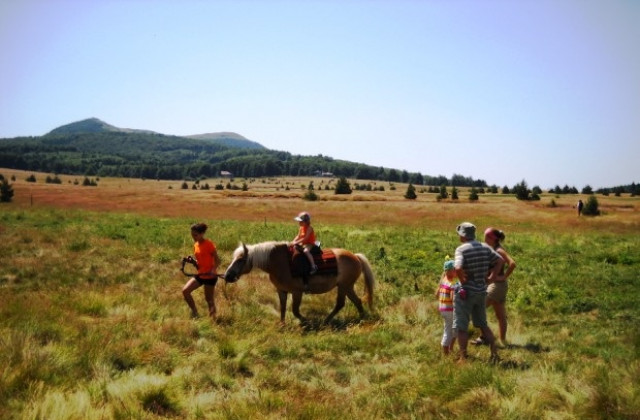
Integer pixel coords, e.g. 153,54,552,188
435,259,459,355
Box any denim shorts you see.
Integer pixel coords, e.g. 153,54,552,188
453,290,488,332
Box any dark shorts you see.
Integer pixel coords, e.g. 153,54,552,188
195,276,218,286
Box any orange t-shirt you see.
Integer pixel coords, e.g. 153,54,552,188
296,225,316,245
194,239,217,279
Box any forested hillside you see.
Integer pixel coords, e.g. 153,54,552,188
0,119,487,186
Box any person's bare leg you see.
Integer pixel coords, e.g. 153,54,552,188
204,285,216,320
494,302,507,343
182,278,201,318
481,326,498,360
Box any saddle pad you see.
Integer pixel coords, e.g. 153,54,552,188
289,247,338,277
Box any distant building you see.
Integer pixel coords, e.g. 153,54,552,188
314,171,334,177
220,171,233,178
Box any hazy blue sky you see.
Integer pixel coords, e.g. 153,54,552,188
1,0,638,189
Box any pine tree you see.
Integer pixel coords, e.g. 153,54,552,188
438,185,448,200
469,187,479,201
334,177,352,195
303,182,318,201
404,183,417,199
582,195,600,216
513,180,531,200
0,179,14,202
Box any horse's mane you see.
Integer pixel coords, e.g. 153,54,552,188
246,241,288,269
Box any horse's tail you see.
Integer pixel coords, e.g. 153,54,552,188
355,253,375,311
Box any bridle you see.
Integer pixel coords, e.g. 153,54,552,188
225,251,249,283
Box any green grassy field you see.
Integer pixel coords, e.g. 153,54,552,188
1,175,639,419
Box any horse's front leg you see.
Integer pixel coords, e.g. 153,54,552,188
277,291,287,325
291,291,306,323
324,287,346,324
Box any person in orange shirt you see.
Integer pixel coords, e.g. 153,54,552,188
182,223,221,319
291,212,318,278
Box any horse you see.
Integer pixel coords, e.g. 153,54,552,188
224,241,375,324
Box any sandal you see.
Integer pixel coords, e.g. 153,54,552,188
472,337,486,345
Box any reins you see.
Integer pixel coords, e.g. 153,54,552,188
180,257,226,279
179,257,235,304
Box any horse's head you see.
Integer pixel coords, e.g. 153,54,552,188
224,243,251,283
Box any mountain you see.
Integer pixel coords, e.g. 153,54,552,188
186,132,265,150
46,118,265,150
47,118,158,135
0,118,483,187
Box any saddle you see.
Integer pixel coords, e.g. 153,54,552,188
288,245,338,277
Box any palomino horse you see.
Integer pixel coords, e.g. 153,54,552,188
224,242,375,324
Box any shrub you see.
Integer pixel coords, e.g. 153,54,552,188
438,185,448,200
334,177,352,194
582,195,600,216
513,180,531,200
46,175,62,184
0,179,14,202
404,183,417,200
303,182,317,200
303,190,318,201
82,177,98,186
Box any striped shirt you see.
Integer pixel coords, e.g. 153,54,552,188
437,277,458,312
454,240,503,293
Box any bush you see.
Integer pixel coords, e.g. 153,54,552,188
303,182,317,201
334,177,352,195
46,175,62,184
582,195,600,216
513,180,531,200
438,185,448,200
404,183,417,200
82,177,98,186
303,190,318,201
0,179,14,202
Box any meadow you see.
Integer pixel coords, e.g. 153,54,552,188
1,169,639,419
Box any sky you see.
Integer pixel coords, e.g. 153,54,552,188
1,0,638,189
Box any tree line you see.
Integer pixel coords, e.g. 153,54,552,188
1,132,635,193
0,131,487,186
